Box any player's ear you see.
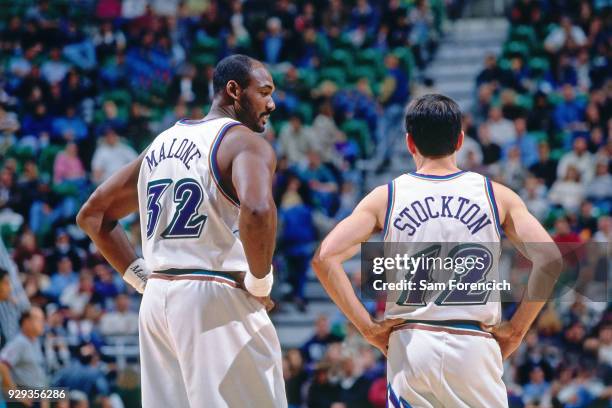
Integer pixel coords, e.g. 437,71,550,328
455,130,465,152
406,133,417,155
226,80,241,101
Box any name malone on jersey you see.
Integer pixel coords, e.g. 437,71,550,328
145,137,202,172
392,195,493,236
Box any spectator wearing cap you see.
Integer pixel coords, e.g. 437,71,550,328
0,307,48,389
91,126,137,185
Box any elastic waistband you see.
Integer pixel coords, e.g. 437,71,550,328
391,319,493,338
151,269,240,287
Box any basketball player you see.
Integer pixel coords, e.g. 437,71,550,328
312,94,561,407
77,55,287,407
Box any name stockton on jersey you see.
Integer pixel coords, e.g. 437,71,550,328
145,137,202,172
392,195,493,236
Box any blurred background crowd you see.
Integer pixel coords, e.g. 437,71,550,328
0,0,609,407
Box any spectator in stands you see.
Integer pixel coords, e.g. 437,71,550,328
0,307,48,389
557,136,594,184
586,161,612,204
503,117,539,167
311,101,343,166
300,150,340,215
278,173,317,310
278,114,315,164
53,142,86,186
409,0,435,69
544,15,587,54
51,105,88,142
99,294,138,336
527,91,554,134
543,53,578,91
301,315,343,363
487,106,516,146
41,47,70,84
549,165,586,213
52,343,110,403
476,54,505,87
263,17,285,65
45,257,78,302
306,362,341,408
521,176,550,222
554,84,585,131
91,126,138,185
477,123,502,165
522,366,551,405
284,348,308,408
529,141,558,188
60,271,95,316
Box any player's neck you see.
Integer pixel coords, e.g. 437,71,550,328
414,155,461,175
205,103,238,122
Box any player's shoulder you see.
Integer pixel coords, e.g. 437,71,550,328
224,124,274,155
489,179,526,221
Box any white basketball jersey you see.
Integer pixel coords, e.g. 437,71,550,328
382,170,503,325
137,117,249,273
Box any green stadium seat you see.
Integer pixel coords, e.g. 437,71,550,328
319,67,346,87
341,119,372,157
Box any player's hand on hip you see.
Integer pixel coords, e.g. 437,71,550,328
123,258,151,294
235,272,275,312
482,321,523,360
361,318,404,357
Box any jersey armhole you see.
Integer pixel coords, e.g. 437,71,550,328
382,180,395,240
484,177,504,239
208,121,242,208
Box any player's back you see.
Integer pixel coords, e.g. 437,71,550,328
137,117,248,273
383,170,503,325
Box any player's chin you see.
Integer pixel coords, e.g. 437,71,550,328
254,118,267,132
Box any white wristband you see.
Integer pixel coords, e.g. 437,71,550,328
124,258,151,294
244,266,274,297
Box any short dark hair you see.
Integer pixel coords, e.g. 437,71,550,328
19,310,32,327
212,54,255,95
405,94,462,157
0,268,8,281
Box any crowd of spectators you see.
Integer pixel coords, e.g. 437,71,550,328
0,0,449,405
457,1,611,407
0,0,608,407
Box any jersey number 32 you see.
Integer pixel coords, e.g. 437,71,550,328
146,178,207,239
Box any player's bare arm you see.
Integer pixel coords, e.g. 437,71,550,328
76,152,147,291
312,185,403,355
216,125,277,282
483,182,563,359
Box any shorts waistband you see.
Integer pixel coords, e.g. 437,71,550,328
151,269,241,287
391,319,493,338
